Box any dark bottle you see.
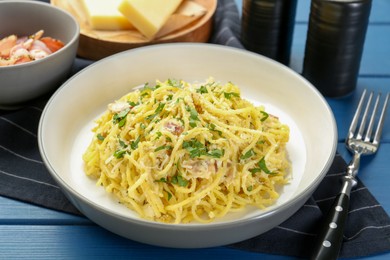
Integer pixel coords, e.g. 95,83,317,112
241,0,298,65
302,0,372,97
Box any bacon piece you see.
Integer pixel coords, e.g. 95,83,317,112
40,37,65,53
164,121,184,135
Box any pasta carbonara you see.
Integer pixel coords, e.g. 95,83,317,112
82,78,290,223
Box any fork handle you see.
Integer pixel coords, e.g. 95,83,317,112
310,178,354,260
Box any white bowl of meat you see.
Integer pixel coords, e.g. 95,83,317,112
38,43,337,248
0,0,79,109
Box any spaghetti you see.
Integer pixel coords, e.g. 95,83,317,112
82,78,290,223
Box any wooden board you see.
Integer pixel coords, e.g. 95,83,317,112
51,0,217,60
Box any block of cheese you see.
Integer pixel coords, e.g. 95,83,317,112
81,0,134,30
118,0,183,39
155,1,208,38
176,0,207,17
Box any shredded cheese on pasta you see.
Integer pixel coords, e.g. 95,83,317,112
82,78,290,223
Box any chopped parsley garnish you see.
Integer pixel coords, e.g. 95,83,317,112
182,139,207,158
130,136,141,150
208,149,224,158
128,101,139,107
182,138,224,158
154,145,173,152
186,106,200,127
155,174,188,187
197,85,208,94
156,177,167,183
240,149,256,160
96,133,105,141
249,157,273,174
113,108,130,126
171,174,188,187
113,150,127,159
166,94,173,101
113,138,131,158
166,191,172,201
257,140,266,145
223,92,240,99
167,79,183,88
155,131,162,140
146,102,165,121
207,123,222,136
260,111,269,122
118,139,127,148
175,97,184,104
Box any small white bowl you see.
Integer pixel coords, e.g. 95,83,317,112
0,0,79,109
38,43,337,248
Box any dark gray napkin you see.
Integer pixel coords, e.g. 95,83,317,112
229,155,390,258
1,0,389,258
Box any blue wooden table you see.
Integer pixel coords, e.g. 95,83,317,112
1,1,389,259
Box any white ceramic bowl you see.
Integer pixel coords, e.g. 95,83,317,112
0,0,79,109
38,43,337,248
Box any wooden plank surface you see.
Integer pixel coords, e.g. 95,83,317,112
0,225,265,259
1,1,389,259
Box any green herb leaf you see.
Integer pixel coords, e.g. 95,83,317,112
155,131,162,140
128,101,139,107
223,92,240,99
186,106,200,127
249,168,262,174
118,118,126,127
240,149,255,160
130,136,141,150
118,139,127,148
171,175,188,187
208,149,224,158
249,157,273,174
146,103,165,121
113,108,130,126
166,191,172,201
197,85,208,94
175,97,184,104
167,79,183,88
97,133,105,141
182,139,207,158
260,111,269,122
154,145,173,152
258,156,272,174
113,150,126,159
207,123,222,136
155,178,167,183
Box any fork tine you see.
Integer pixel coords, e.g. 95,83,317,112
356,91,373,140
364,93,380,142
373,92,390,145
348,89,367,139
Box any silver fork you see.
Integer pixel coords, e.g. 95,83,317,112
311,90,389,260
